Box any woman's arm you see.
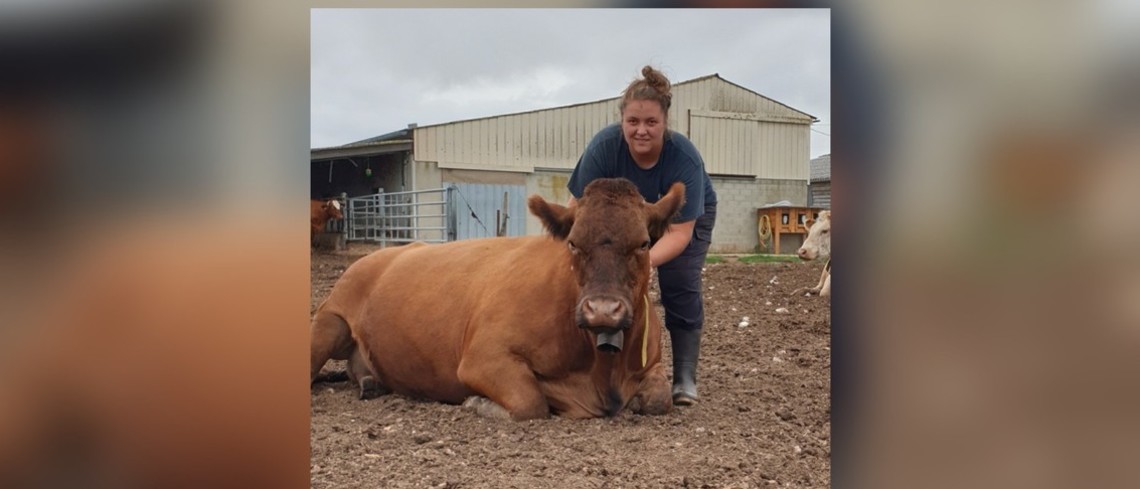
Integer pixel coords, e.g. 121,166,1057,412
649,220,695,267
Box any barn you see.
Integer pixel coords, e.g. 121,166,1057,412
310,73,819,253
808,153,831,209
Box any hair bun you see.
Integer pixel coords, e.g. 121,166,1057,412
641,65,671,94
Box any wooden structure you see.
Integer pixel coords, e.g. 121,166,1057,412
756,204,826,254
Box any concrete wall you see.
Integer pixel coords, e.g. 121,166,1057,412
709,177,807,253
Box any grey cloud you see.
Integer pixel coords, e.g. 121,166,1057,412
312,8,830,156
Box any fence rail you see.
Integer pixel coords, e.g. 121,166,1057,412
344,187,454,246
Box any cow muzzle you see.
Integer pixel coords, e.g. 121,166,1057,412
578,296,632,352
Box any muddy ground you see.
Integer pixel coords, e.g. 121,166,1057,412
311,243,831,489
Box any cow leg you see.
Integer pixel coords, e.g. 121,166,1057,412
456,354,549,421
310,311,354,383
819,271,831,297
347,346,389,400
630,363,672,416
792,267,829,296
460,396,512,420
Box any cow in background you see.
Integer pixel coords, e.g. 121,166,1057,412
795,210,831,297
310,178,684,420
310,198,343,247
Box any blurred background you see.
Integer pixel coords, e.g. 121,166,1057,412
0,0,1137,488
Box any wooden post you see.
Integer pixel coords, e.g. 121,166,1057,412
774,220,782,255
497,192,509,237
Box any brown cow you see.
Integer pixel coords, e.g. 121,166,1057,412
310,178,685,420
794,210,831,297
310,198,343,246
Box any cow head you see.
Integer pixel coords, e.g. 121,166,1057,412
798,210,830,261
529,178,684,352
324,199,344,220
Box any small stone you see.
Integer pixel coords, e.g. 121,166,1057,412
738,321,749,328
775,307,789,313
772,356,784,363
793,445,803,454
413,434,432,444
765,301,772,306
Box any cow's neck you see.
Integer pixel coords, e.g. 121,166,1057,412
587,285,654,382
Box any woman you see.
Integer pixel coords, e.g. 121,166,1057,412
567,66,717,406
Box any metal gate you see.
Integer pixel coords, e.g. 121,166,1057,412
345,188,454,245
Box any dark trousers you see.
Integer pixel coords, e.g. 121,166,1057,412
657,205,716,332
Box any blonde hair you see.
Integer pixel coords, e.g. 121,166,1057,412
620,66,672,119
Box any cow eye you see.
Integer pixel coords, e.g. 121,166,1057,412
821,229,829,234
568,241,579,254
640,240,650,251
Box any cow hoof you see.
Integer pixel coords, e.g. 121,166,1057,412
358,376,386,400
672,393,699,407
462,396,512,420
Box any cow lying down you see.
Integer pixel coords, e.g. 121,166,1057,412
794,210,831,297
311,178,685,420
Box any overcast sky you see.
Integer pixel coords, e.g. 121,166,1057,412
311,9,830,158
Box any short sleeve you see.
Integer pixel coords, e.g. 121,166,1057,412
672,163,705,222
567,133,612,198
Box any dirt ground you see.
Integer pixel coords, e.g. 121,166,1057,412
311,243,831,489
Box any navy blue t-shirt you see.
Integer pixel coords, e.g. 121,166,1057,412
568,124,717,222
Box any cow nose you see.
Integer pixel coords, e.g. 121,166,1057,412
582,298,626,327
797,248,809,259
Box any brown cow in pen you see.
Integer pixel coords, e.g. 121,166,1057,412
310,178,684,420
310,198,343,246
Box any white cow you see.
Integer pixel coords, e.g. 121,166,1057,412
794,210,831,297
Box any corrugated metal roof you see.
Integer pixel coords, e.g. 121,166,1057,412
412,73,816,131
310,139,412,160
310,138,412,153
810,154,830,182
347,127,412,145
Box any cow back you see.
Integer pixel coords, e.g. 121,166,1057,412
324,237,583,403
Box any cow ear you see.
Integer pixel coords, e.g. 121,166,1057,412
528,195,575,240
646,182,686,241
819,210,831,221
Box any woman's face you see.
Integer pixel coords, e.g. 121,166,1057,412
621,99,666,163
